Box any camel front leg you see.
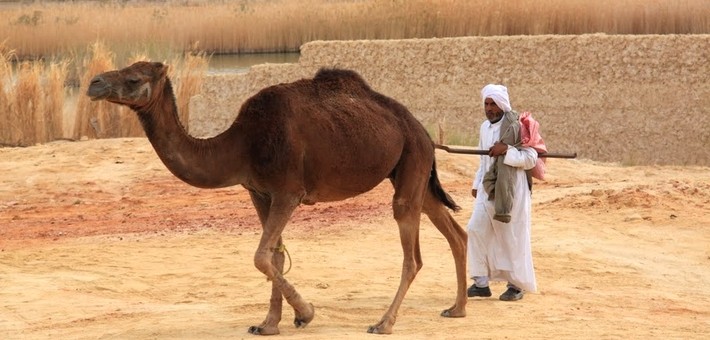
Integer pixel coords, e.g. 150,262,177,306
248,194,314,335
247,191,284,335
247,237,286,335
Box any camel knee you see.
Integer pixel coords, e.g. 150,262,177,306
426,210,466,246
392,198,419,222
402,259,420,282
449,217,467,248
414,261,423,277
254,251,275,277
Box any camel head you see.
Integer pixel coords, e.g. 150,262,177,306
87,61,169,108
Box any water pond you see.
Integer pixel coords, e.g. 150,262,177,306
207,52,300,74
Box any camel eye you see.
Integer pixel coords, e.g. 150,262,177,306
127,77,140,85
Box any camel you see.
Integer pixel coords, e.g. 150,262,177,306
86,61,468,335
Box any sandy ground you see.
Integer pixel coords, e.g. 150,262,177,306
1,138,709,339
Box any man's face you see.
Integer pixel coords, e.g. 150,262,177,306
484,98,504,122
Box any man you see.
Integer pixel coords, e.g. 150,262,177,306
466,84,538,301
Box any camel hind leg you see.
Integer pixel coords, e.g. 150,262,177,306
422,189,468,317
367,168,428,334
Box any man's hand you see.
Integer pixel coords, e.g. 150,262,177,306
489,142,508,157
472,189,477,198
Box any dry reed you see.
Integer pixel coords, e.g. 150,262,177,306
0,0,707,58
0,57,69,146
0,43,16,145
169,51,210,131
1,0,706,146
0,38,208,146
70,43,208,141
44,59,69,142
14,61,44,145
74,42,118,140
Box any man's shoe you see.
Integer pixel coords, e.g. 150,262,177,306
467,284,492,297
499,287,524,301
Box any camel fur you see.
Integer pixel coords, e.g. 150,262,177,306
86,61,468,335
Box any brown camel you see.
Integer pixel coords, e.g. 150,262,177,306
86,61,468,335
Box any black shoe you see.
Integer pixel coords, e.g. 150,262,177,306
499,287,524,301
467,284,492,297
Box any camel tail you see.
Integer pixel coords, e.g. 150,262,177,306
430,158,461,212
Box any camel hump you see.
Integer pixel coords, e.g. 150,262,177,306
313,68,372,92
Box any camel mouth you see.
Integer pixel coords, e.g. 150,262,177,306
86,88,109,101
87,76,113,101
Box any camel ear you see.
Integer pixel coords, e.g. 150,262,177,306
152,62,168,78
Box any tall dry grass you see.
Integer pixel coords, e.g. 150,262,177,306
73,42,133,140
0,43,16,145
0,40,208,146
43,59,68,142
73,42,208,140
1,0,708,58
74,42,115,139
14,61,44,145
169,51,210,131
0,42,69,146
0,0,706,146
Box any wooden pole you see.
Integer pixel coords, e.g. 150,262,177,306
435,144,577,159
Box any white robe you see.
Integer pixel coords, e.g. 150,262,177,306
466,118,538,292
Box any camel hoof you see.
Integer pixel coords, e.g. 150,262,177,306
366,323,393,334
247,325,279,335
293,303,315,328
293,317,309,328
440,308,466,318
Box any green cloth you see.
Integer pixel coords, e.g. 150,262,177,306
482,110,521,223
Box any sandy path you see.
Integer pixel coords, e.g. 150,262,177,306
1,138,709,339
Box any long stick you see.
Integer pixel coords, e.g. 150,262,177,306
435,144,577,159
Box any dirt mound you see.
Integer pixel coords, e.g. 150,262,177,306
542,180,710,211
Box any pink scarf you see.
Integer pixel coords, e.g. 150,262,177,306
519,111,547,180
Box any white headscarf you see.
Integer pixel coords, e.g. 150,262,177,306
481,84,512,112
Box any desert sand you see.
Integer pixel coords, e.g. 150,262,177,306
1,138,709,339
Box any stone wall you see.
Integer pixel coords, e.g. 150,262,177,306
189,34,709,165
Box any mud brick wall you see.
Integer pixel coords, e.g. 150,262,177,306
189,34,709,165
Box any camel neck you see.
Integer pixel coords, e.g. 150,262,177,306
136,80,247,189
